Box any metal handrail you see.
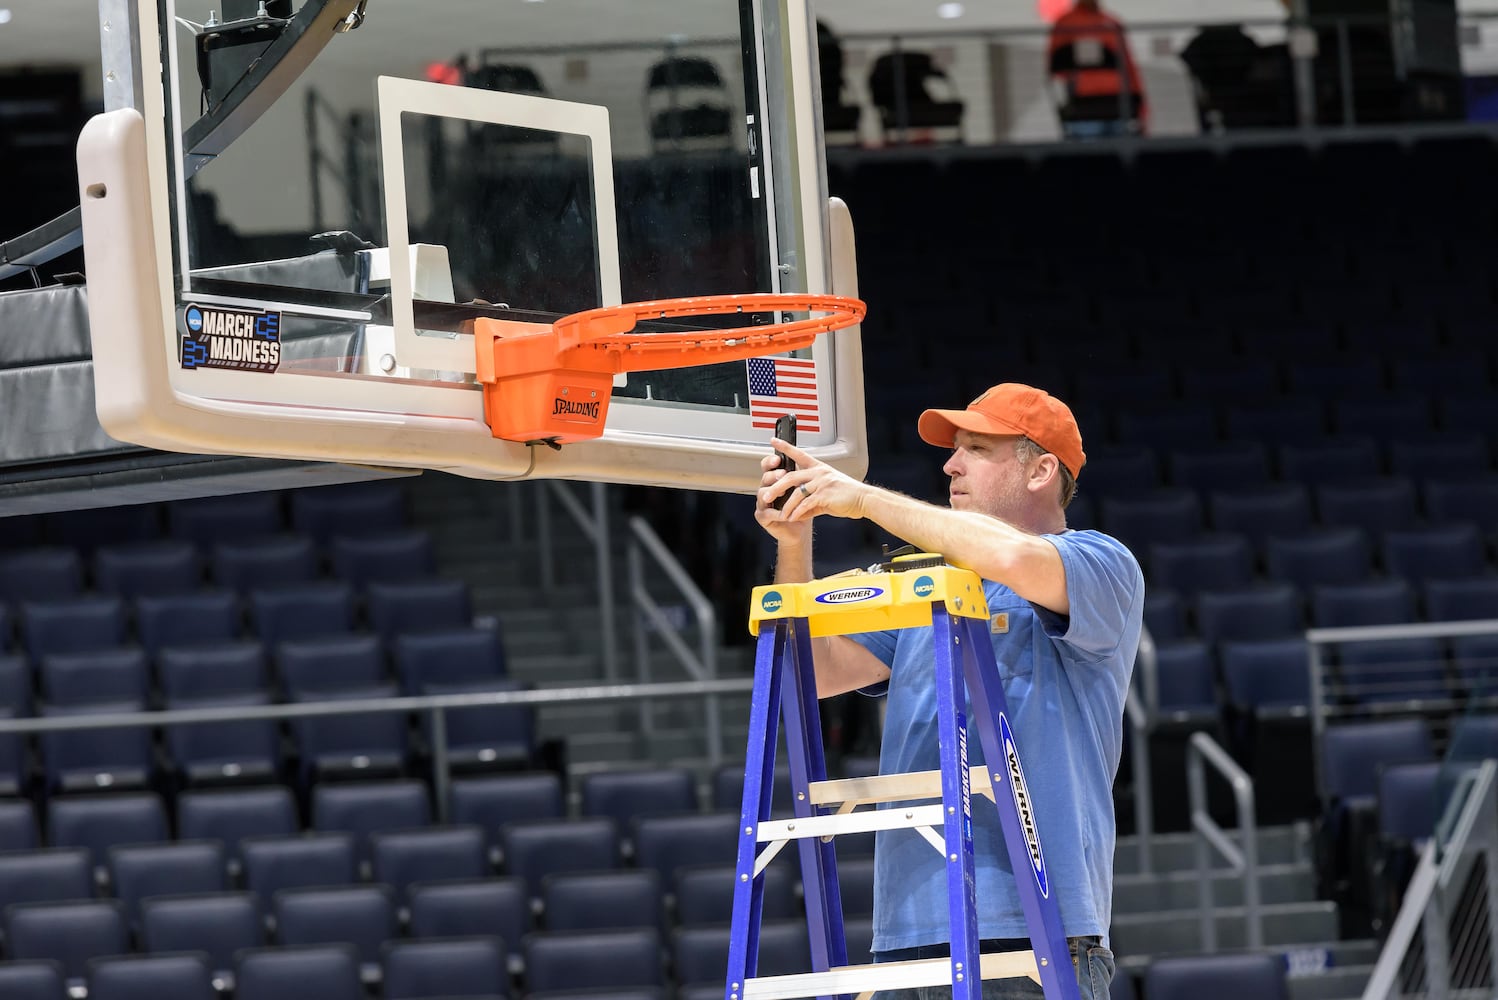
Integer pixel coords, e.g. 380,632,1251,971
626,514,722,766
538,480,619,681
1125,623,1157,875
1360,759,1497,999
1187,730,1263,952
0,676,754,822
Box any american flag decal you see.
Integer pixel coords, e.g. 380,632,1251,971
747,356,820,432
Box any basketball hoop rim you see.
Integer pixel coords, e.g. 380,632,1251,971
554,292,866,354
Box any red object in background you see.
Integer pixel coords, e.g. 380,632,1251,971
1037,0,1072,23
425,61,462,86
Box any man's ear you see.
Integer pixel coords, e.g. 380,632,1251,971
1027,452,1061,494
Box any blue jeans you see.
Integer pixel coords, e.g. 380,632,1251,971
871,936,1114,1000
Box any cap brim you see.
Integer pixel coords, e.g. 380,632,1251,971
917,407,1028,449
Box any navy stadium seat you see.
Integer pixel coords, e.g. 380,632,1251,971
0,797,39,851
524,928,664,992
291,685,407,781
632,812,741,888
381,937,508,1000
1099,489,1202,557
1166,442,1270,491
108,840,227,925
40,648,149,706
165,691,280,785
1151,641,1216,716
93,541,201,598
674,863,798,925
1330,395,1431,439
290,484,408,542
367,580,473,640
1423,477,1498,533
278,634,387,695
248,583,356,646
0,710,24,795
542,869,664,932
0,848,93,906
3,900,129,984
1141,588,1186,642
425,678,535,770
1148,534,1254,592
1179,359,1278,402
1224,398,1326,446
1322,719,1433,805
1449,714,1498,763
48,793,169,869
0,548,83,606
407,878,529,969
1220,639,1312,711
1286,357,1384,396
210,535,319,593
1207,484,1313,553
140,893,265,985
1311,579,1416,628
135,590,240,655
43,507,160,554
1265,527,1371,588
86,953,215,1000
0,652,33,715
1193,583,1302,643
449,772,565,864
581,767,698,833
272,884,397,973
1277,437,1381,485
169,494,283,546
0,961,66,1000
1143,953,1288,1000
392,626,506,694
241,833,358,901
1377,761,1442,842
499,817,620,900
369,826,489,901
1114,405,1219,450
1315,477,1417,533
1451,636,1498,692
234,945,365,1000
177,787,298,864
328,531,435,587
1423,577,1498,621
311,781,431,859
1387,431,1491,482
1077,447,1159,496
673,920,809,985
158,641,268,700
1380,523,1486,582
40,701,154,792
21,597,128,660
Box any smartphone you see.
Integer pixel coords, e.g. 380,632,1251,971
769,413,797,511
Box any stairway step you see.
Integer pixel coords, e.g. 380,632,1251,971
1114,824,1310,874
559,729,642,764
1113,863,1318,912
1110,901,1339,956
1287,963,1374,1000
509,652,606,684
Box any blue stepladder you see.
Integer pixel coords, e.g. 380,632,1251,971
725,560,1084,1000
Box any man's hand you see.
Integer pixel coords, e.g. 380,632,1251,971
758,439,870,524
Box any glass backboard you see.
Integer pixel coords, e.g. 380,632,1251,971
78,0,865,490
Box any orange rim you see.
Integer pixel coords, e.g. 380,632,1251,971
554,293,866,354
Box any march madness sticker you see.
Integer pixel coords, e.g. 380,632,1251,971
181,303,282,373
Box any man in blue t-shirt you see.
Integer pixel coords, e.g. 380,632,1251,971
757,382,1144,1000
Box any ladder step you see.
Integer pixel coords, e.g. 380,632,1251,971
743,952,1039,1000
758,804,947,844
809,766,996,808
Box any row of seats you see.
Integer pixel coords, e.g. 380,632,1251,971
0,529,439,605
0,943,1298,1000
0,579,479,660
1147,576,1498,643
0,484,411,554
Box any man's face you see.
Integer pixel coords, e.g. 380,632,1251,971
943,430,1032,516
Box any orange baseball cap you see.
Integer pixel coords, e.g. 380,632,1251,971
918,383,1086,477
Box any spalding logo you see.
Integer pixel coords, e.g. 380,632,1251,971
814,586,884,605
760,591,784,614
912,575,936,598
999,712,1049,899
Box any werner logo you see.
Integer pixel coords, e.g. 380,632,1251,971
760,591,784,614
814,586,884,605
180,303,281,373
912,575,936,598
551,397,601,420
999,712,1049,898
